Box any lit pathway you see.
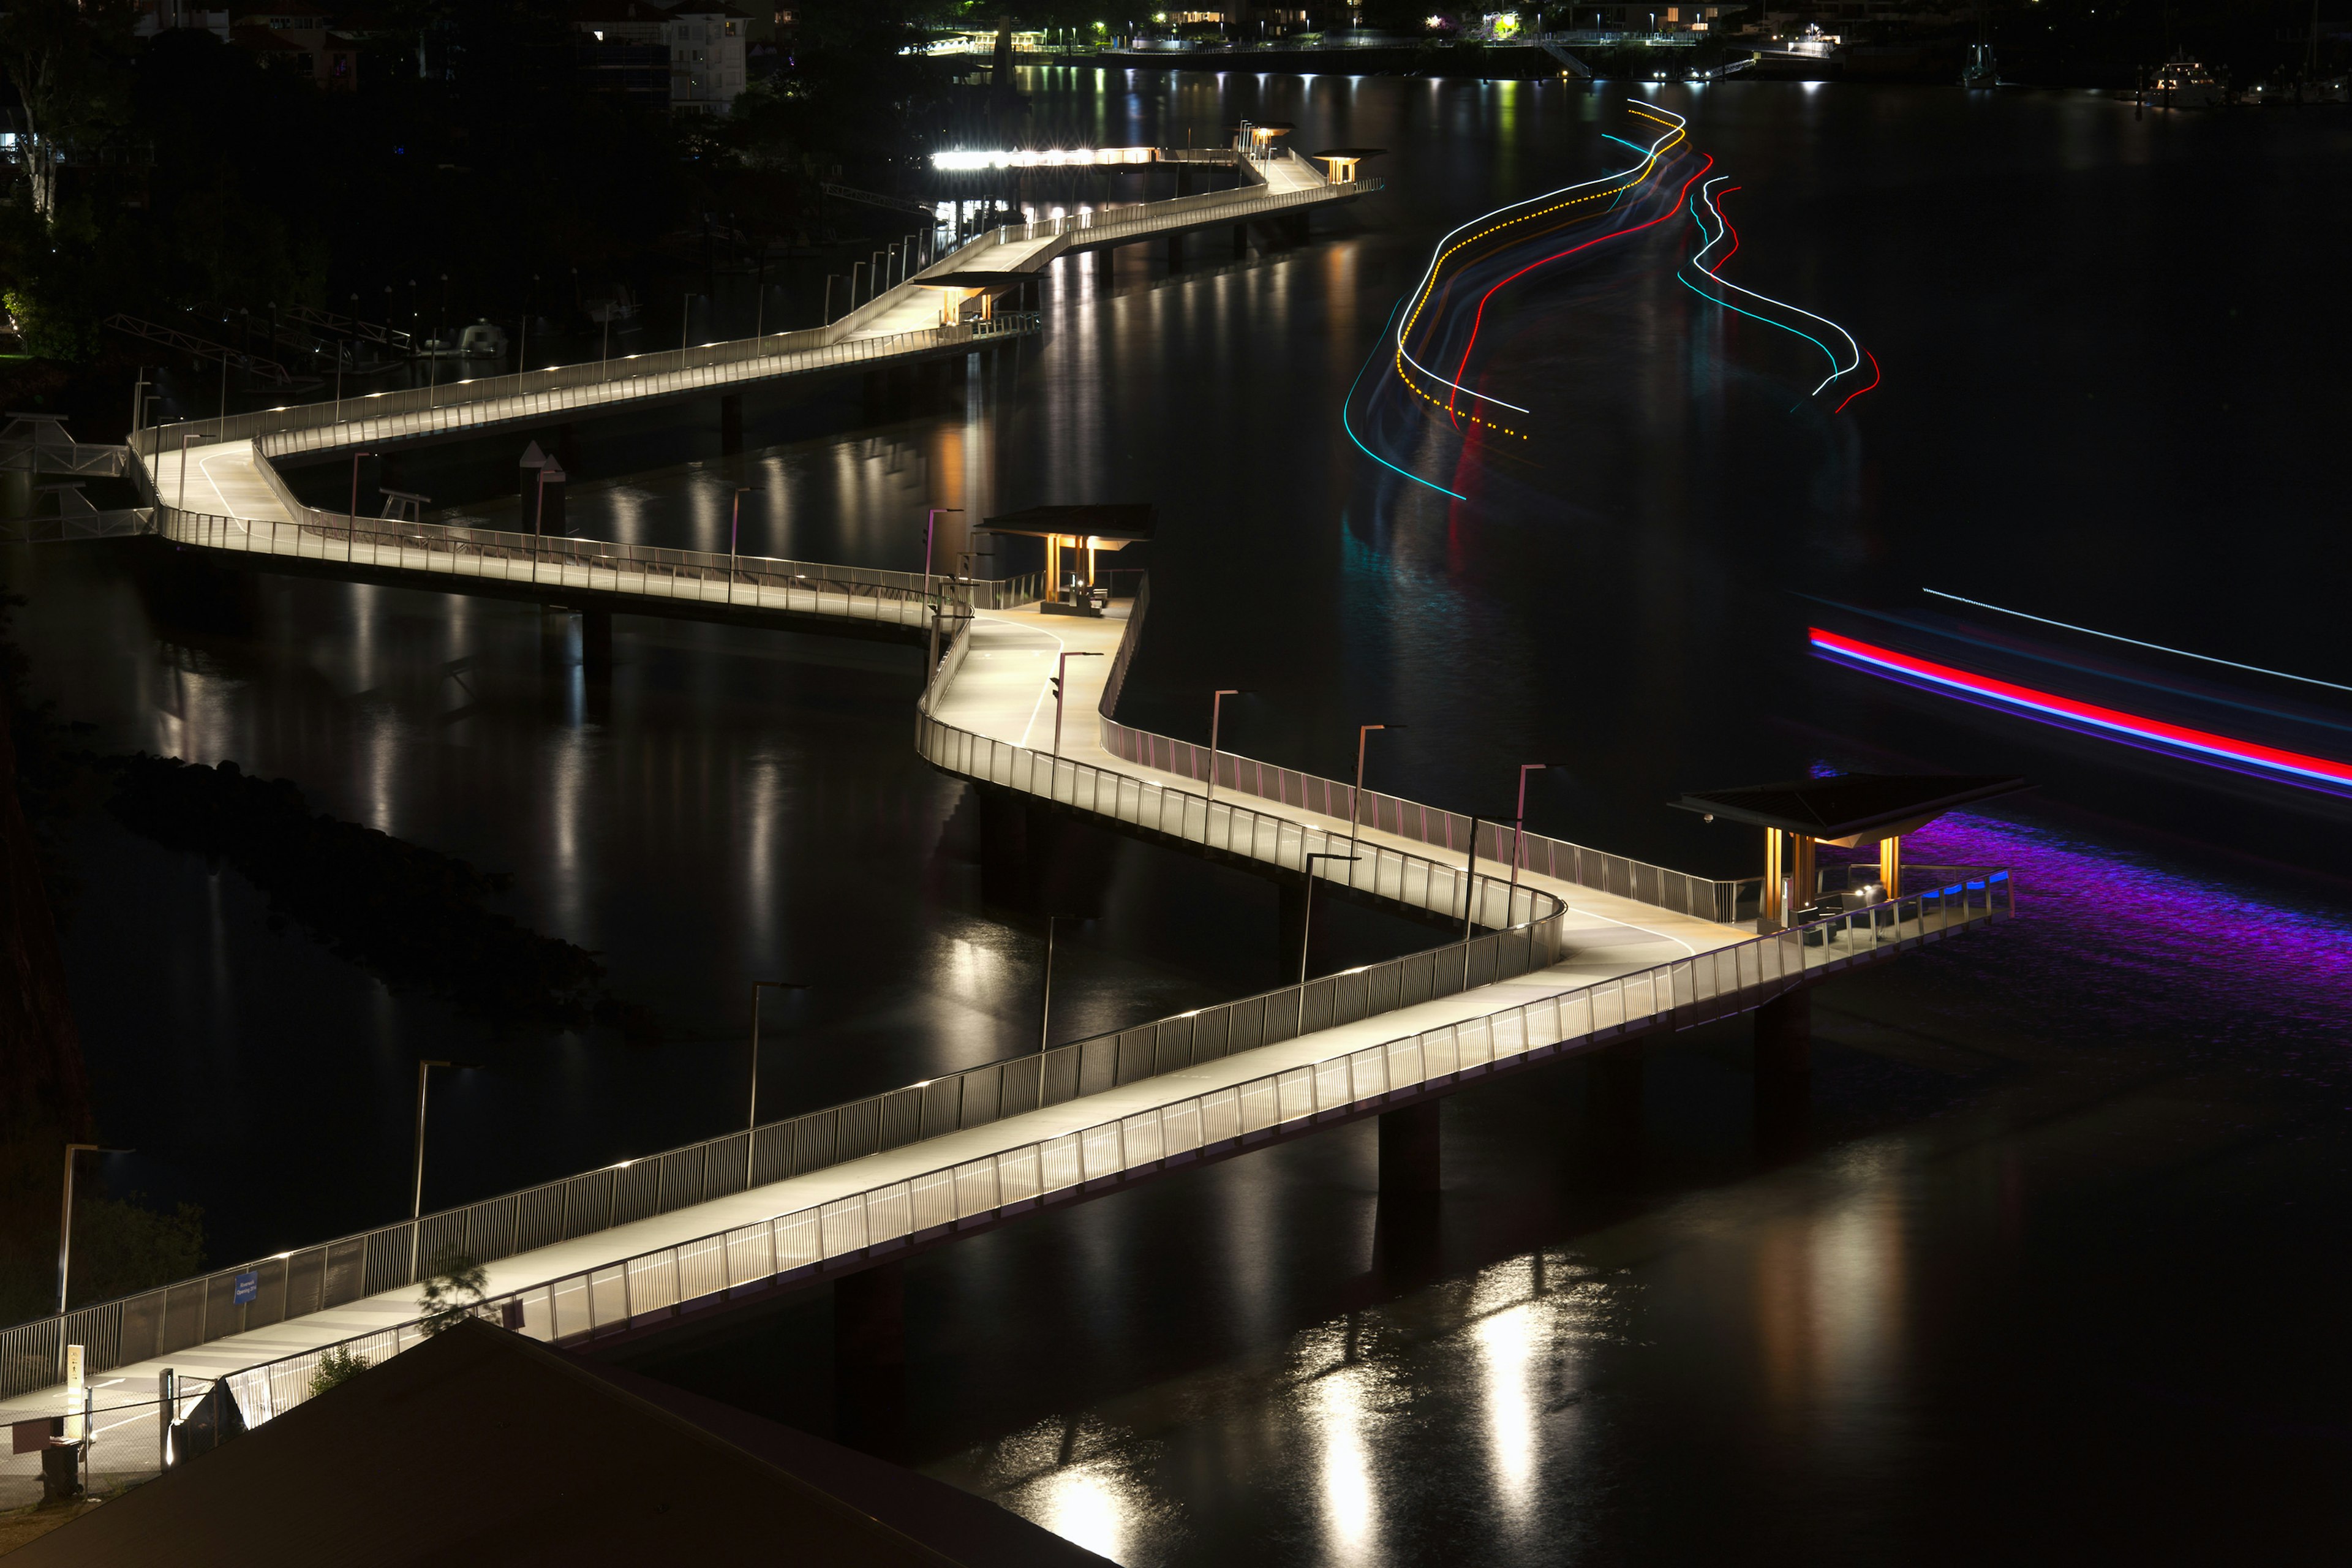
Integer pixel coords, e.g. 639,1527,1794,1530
0,608,1776,1493
934,605,1743,963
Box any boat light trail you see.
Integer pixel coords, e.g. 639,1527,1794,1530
1811,627,2352,790
1921,590,2352,696
1344,300,1467,500
1392,106,1687,417
1833,350,1882,413
1683,176,1862,397
1448,156,1716,413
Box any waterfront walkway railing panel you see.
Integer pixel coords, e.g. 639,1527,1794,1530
0,690,1559,1402
128,312,1042,461
0,862,2004,1480
148,490,1045,618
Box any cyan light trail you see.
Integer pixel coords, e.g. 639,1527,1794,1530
1681,175,1865,398
1344,301,1468,500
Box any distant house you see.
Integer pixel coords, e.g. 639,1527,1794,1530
132,1,232,40
665,1,749,115
571,0,677,107
230,3,361,88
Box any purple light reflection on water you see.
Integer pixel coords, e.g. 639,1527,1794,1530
1904,810,2352,1059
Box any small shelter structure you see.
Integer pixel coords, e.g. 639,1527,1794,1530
907,270,1033,326
1309,147,1386,183
980,503,1153,614
1672,772,2029,928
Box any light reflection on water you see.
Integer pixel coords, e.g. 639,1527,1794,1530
14,66,2352,1565
932,1249,1619,1567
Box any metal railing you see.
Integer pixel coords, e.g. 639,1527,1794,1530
979,173,1379,251
1096,710,1752,924
146,488,1046,620
0,624,1566,1404
129,312,1041,462
22,865,2007,1446
1082,574,1748,924
0,424,132,478
0,508,149,545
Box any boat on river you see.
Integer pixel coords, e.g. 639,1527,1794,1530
2150,55,2224,107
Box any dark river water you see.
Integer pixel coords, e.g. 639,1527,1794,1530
13,70,2352,1562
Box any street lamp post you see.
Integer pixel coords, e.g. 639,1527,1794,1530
1349,722,1398,862
57,1144,132,1316
347,450,377,565
533,462,562,586
730,486,763,604
746,981,810,1186
1510,763,1561,894
1297,851,1360,1033
1208,689,1248,801
177,430,196,511
682,293,694,354
922,506,964,671
408,1058,478,1281
1461,814,1487,938
1038,913,1082,1050
1052,650,1105,756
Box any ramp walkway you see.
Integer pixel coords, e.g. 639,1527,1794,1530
0,595,2009,1500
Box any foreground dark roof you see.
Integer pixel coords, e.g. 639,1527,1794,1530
1670,773,2030,840
14,1319,1109,1567
981,503,1155,540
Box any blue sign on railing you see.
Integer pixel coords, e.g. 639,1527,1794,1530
232,1271,258,1305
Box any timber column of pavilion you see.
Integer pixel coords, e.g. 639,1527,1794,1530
1675,774,2030,930
1672,773,2029,1072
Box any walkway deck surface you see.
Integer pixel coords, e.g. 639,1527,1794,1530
0,614,1757,1479
0,150,1997,1502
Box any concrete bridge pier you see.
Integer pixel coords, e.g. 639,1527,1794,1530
1755,988,1810,1075
1094,245,1114,282
1585,1045,1646,1181
1378,1101,1442,1196
719,392,743,454
1232,223,1248,259
581,609,613,684
1753,989,1812,1162
1164,233,1183,270
1374,1102,1444,1284
975,793,1114,915
833,1260,908,1457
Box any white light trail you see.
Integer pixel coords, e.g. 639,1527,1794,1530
1392,106,1689,417
1687,174,1861,396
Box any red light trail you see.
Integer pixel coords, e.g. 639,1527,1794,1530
1811,627,2352,790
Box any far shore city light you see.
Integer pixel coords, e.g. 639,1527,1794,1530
932,147,1158,170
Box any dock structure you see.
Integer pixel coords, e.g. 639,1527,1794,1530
0,578,2011,1501
111,137,1374,641
0,140,2017,1501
